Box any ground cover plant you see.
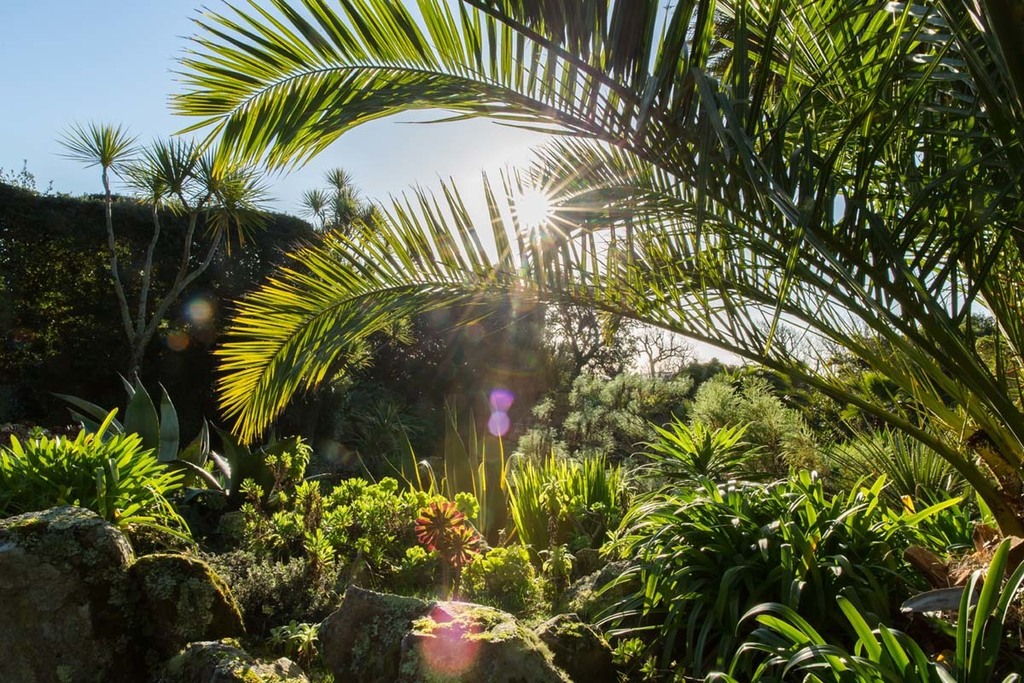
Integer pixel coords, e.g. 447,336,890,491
0,410,189,541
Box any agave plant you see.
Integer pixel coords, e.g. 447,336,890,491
60,378,309,503
58,377,217,489
174,1,1024,537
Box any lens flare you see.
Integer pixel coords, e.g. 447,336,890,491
514,187,553,228
184,297,214,326
415,606,482,678
489,388,515,412
488,411,511,437
166,330,190,352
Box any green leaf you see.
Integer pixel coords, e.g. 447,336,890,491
123,379,160,453
157,385,180,462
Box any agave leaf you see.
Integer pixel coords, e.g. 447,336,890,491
901,586,975,614
165,459,223,491
123,379,160,452
157,385,180,462
68,410,117,440
178,421,211,467
55,392,119,428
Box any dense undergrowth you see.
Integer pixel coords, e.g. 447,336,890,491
3,371,1022,682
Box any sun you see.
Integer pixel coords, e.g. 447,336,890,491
514,187,554,229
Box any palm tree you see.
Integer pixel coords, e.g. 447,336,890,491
299,167,374,234
174,1,1024,534
61,123,269,377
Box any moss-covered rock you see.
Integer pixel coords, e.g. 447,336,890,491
401,601,571,683
534,614,617,683
0,506,140,682
319,586,570,683
131,553,245,658
320,586,431,683
158,640,308,683
562,560,635,622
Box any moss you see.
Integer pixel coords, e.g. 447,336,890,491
0,507,142,681
161,640,308,682
132,553,244,658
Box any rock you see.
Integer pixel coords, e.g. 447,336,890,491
159,641,308,682
131,553,245,658
572,548,606,579
320,585,570,683
401,601,571,683
320,587,431,683
0,506,140,682
534,614,617,683
563,560,635,621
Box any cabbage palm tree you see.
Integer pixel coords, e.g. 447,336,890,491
61,124,269,377
174,0,1024,534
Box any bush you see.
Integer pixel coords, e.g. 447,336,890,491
462,545,540,615
507,452,627,556
519,372,693,462
690,375,819,475
206,549,338,637
0,414,188,540
237,475,464,594
606,472,951,677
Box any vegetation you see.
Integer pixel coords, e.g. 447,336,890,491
5,1,1024,682
0,410,188,539
59,124,269,377
174,0,1024,541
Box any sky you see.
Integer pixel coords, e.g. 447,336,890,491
0,1,734,365
0,1,550,216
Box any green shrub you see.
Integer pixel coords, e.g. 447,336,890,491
206,549,338,637
606,472,955,677
826,429,969,507
640,420,759,485
237,474,462,594
0,412,188,540
519,372,694,463
690,375,819,475
718,539,1024,682
462,545,540,615
508,452,627,556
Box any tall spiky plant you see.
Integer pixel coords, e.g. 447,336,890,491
174,1,1024,534
59,124,269,376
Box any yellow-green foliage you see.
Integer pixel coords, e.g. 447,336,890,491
508,453,626,555
238,476,471,592
462,545,540,615
0,415,188,539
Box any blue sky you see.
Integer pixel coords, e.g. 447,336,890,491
0,1,549,215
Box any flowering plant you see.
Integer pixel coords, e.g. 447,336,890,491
415,500,483,597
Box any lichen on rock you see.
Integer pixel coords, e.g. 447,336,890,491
0,506,139,683
320,585,570,683
131,552,245,658
158,640,308,683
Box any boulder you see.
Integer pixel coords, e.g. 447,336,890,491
0,506,139,682
320,587,431,682
534,614,617,683
159,641,308,683
131,553,245,658
562,560,635,621
320,585,570,683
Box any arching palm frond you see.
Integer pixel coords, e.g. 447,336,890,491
178,0,1024,532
